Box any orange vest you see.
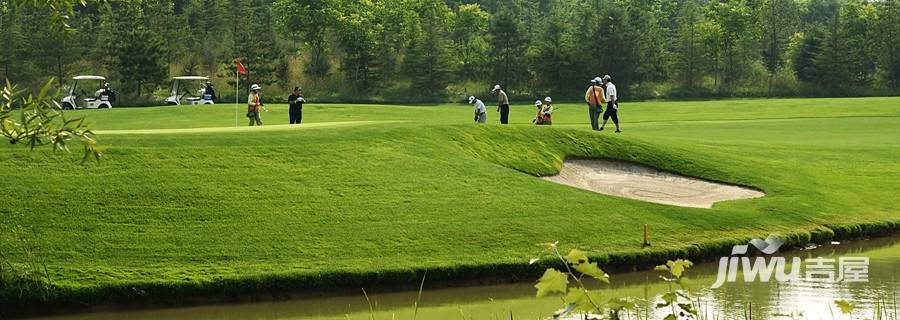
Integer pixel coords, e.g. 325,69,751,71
248,95,260,112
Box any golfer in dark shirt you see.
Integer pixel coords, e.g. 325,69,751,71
288,86,304,125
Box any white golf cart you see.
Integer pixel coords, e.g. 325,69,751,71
60,75,114,110
165,76,215,106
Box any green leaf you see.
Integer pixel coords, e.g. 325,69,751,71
834,299,855,314
564,249,589,265
666,259,694,278
534,268,568,297
660,292,677,306
564,289,589,309
607,297,636,311
573,261,609,283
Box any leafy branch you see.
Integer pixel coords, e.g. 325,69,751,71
533,242,633,319
1,79,102,162
654,259,698,320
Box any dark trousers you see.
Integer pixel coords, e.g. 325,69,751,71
603,101,619,124
588,104,602,130
499,104,510,124
289,105,303,124
248,112,262,126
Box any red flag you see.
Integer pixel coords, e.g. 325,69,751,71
234,59,248,75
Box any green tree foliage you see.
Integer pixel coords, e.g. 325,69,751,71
230,0,284,88
5,0,900,101
532,0,577,96
331,0,382,94
623,0,669,84
840,0,877,86
793,30,824,83
488,3,531,93
813,0,877,93
101,2,168,98
875,0,900,89
452,4,490,81
402,0,456,97
372,0,417,84
179,0,231,76
0,3,32,84
759,0,800,91
705,0,757,87
273,0,333,82
673,0,705,90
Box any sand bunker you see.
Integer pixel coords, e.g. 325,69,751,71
541,159,764,208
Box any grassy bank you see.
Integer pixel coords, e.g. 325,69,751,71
1,97,899,316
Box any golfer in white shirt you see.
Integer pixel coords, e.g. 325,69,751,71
600,75,621,133
470,96,487,123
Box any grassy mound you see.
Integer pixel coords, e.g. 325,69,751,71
1,97,899,314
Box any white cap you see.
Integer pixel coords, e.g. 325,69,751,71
534,100,543,107
492,84,502,92
250,84,262,91
468,96,476,104
602,75,612,80
592,77,603,83
544,97,552,103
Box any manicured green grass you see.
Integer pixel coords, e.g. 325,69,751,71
1,97,899,311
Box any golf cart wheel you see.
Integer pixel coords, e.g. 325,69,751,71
62,103,74,110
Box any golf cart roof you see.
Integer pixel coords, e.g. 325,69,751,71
173,76,209,80
72,75,106,80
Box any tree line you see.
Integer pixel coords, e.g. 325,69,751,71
1,0,899,103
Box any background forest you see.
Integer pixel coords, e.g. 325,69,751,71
1,0,899,103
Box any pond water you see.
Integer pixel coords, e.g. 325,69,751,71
30,234,900,320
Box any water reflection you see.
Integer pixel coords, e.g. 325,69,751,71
30,235,899,320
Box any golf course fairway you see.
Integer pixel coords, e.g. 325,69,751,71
2,97,899,313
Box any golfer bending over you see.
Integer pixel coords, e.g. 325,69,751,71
599,75,620,133
247,84,264,126
470,96,487,123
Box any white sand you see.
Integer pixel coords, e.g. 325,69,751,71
541,159,764,208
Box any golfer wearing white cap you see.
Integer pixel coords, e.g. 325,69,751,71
247,84,264,126
599,75,620,132
585,77,606,131
470,96,487,123
492,85,510,124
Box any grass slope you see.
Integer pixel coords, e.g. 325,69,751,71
1,97,899,313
